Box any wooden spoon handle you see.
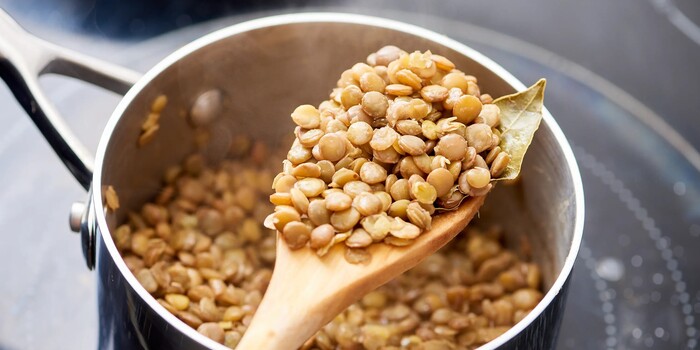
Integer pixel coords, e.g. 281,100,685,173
234,243,339,349
236,196,485,350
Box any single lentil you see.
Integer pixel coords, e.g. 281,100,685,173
325,192,353,212
105,185,120,211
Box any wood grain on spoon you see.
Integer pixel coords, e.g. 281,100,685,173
236,195,486,350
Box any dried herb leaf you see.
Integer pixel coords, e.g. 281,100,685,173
435,80,545,210
493,79,546,180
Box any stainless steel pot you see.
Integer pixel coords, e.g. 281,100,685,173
0,10,584,350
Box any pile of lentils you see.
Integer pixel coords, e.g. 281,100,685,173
266,46,511,262
114,140,280,347
114,142,543,348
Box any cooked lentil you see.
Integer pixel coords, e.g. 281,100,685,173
138,94,168,147
139,124,160,147
105,185,120,211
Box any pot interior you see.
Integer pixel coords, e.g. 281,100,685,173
99,17,578,333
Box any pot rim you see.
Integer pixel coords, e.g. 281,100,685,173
93,12,585,349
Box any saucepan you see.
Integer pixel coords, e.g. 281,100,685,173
0,9,584,349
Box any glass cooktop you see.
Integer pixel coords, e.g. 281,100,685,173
0,3,698,349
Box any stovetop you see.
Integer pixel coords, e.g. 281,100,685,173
0,2,699,349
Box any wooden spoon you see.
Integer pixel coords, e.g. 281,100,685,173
236,195,486,349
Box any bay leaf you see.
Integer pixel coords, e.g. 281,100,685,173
493,78,546,180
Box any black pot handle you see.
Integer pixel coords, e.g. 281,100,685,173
0,9,141,189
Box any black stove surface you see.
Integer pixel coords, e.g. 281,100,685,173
0,2,698,349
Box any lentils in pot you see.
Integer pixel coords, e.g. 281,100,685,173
302,225,543,350
267,46,509,262
114,143,543,348
115,143,279,348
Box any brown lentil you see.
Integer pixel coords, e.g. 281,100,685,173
346,228,373,248
198,322,225,343
289,188,309,214
490,151,511,178
447,159,462,180
476,104,500,127
484,146,502,165
317,133,347,162
458,171,471,194
373,147,401,164
480,93,494,104
395,119,422,136
465,123,493,153
467,80,481,97
420,85,449,103
370,126,399,151
359,161,388,184
411,154,431,174
317,160,335,183
287,143,312,165
290,163,321,178
375,45,403,66
325,192,353,211
382,235,414,247
340,85,363,108
429,54,454,70
330,207,362,231
361,213,392,241
165,293,190,311
343,181,372,198
310,224,335,249
426,168,454,198
138,124,159,147
441,72,469,92
388,199,410,219
396,69,423,90
282,221,310,250
352,192,383,216
389,178,411,201
105,185,120,211
348,105,373,125
331,168,359,187
385,83,414,96
388,219,421,239
398,135,427,156
142,112,160,131
406,201,432,230
453,95,482,124
474,154,488,170
347,121,373,146
361,91,389,118
397,156,423,179
294,178,326,198
466,167,491,189
411,181,438,204
359,72,387,93
512,289,544,311
151,94,168,113
351,63,374,81
291,105,321,129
